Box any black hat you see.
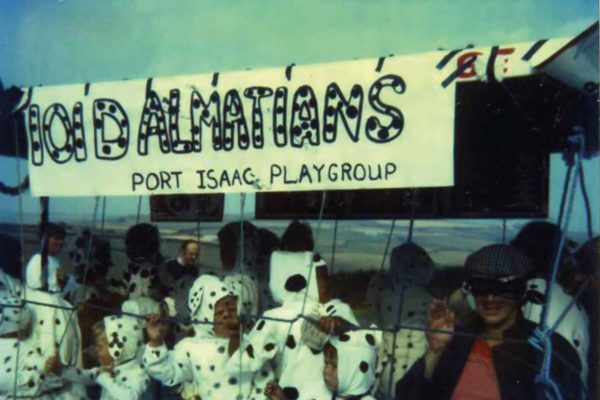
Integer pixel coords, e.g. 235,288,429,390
465,244,533,282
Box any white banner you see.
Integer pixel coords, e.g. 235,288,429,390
24,38,568,196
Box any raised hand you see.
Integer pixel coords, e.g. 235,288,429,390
426,299,455,354
145,313,168,347
44,356,62,375
264,380,286,400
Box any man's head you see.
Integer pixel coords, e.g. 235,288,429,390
465,244,533,330
179,240,199,268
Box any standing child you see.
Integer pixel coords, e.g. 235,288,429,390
0,296,64,399
62,315,149,399
143,275,272,400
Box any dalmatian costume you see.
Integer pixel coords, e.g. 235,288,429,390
143,275,273,400
62,315,148,400
0,270,85,399
366,242,434,399
228,250,358,400
329,330,380,400
523,278,590,385
0,296,64,399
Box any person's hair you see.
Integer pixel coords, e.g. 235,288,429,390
91,320,106,343
323,342,338,364
0,233,21,279
510,221,567,278
281,220,314,252
180,239,199,253
125,223,160,262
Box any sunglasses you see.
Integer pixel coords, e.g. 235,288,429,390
465,277,526,298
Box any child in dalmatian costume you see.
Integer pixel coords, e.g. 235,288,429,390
143,275,273,400
365,242,435,399
265,329,380,400
61,315,149,399
228,250,359,400
0,296,65,399
0,270,85,399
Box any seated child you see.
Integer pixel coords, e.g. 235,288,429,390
265,329,379,400
143,274,273,400
0,295,64,399
228,250,359,400
62,315,149,399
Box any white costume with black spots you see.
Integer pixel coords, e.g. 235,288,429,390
366,243,433,399
228,251,359,400
523,278,590,385
143,275,272,400
330,330,380,400
0,271,84,399
63,315,148,400
0,296,64,399
25,254,62,294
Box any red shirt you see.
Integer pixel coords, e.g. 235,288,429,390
451,339,502,400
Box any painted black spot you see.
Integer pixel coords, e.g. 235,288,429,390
55,318,61,325
286,335,296,349
228,377,238,385
365,333,375,346
210,365,215,371
339,333,351,342
218,346,225,354
326,305,335,313
264,343,276,352
360,361,369,373
310,348,323,356
246,344,255,358
285,274,307,292
283,387,300,399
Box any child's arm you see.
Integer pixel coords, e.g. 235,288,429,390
143,314,194,386
226,309,283,373
62,365,99,385
96,370,149,400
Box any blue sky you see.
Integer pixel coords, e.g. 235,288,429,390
0,0,598,231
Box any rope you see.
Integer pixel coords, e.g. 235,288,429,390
12,117,26,399
100,196,107,236
136,195,143,224
237,193,246,399
379,219,396,270
330,218,339,276
532,133,585,400
578,164,594,240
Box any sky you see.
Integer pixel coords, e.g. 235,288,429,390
0,0,598,232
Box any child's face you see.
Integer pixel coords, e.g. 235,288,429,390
323,346,339,392
213,295,239,336
95,334,113,366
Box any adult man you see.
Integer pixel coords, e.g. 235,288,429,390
396,244,582,400
159,240,200,320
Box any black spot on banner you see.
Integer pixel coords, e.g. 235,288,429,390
366,74,405,143
290,85,320,148
137,91,171,155
27,105,43,166
222,89,249,151
167,89,195,154
243,86,273,149
93,98,129,160
272,87,288,147
42,103,78,164
323,83,363,143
